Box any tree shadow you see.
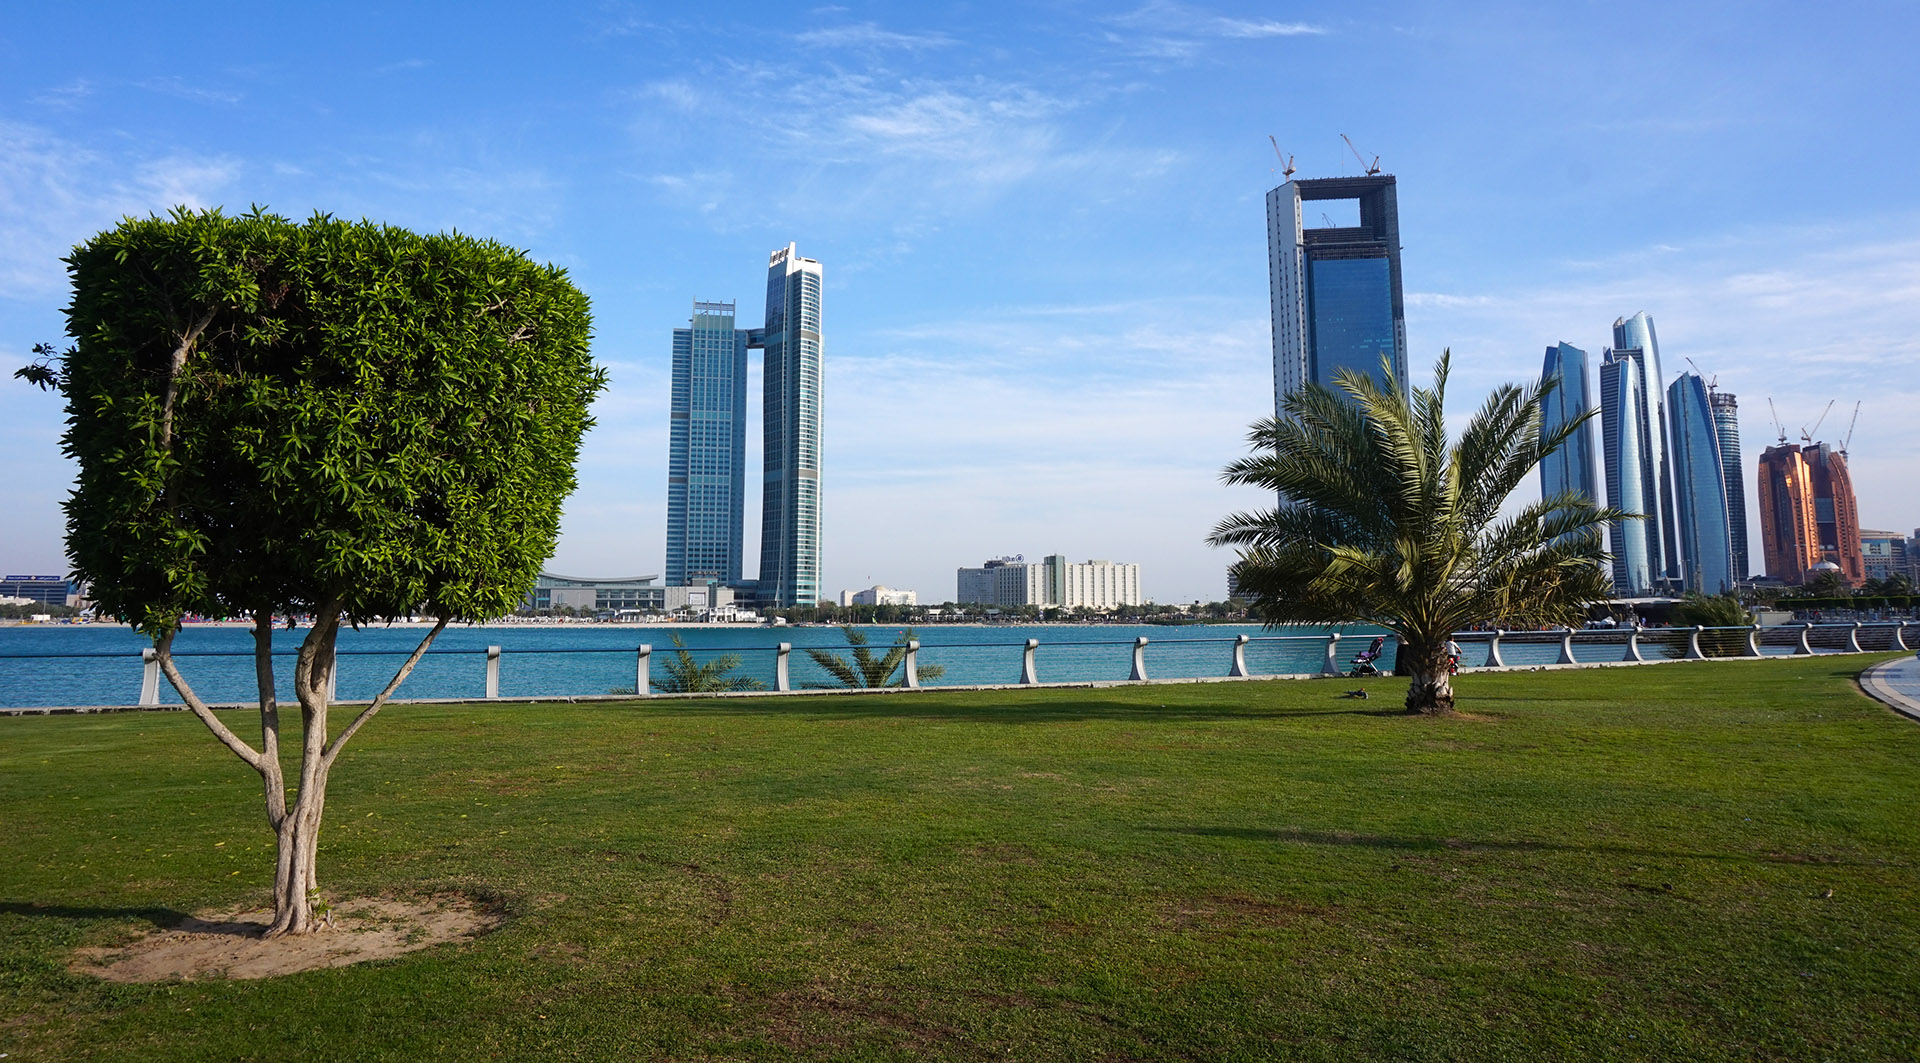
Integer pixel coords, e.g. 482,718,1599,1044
589,685,1425,725
0,901,192,928
1143,826,1898,868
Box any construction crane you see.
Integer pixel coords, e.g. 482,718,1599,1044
1341,133,1380,176
1685,357,1717,391
1268,135,1295,180
1801,398,1835,446
1767,398,1788,444
1840,401,1862,456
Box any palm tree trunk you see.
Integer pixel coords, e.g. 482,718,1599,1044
1402,639,1455,715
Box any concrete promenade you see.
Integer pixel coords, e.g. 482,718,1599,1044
1860,655,1920,724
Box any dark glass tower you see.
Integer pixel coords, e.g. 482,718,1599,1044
1539,342,1599,506
758,243,823,609
1267,175,1407,413
1667,373,1734,594
666,301,749,586
1708,391,1749,580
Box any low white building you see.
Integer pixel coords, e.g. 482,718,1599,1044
955,554,1142,609
839,585,918,607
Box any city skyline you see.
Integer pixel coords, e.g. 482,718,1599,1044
2,4,1918,603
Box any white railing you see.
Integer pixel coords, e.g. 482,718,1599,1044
1,621,1912,712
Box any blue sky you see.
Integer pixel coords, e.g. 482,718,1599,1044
3,1,1917,603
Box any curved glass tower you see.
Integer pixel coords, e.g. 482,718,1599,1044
1667,373,1733,594
1599,349,1652,593
1539,342,1598,506
1609,312,1679,587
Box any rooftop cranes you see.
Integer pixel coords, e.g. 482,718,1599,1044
1267,135,1295,180
1340,133,1381,176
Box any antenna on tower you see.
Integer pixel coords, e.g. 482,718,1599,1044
1340,133,1381,176
1841,401,1862,456
1767,398,1788,444
1268,135,1295,180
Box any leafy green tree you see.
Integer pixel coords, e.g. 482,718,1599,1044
1209,354,1624,715
1672,593,1752,656
653,633,765,693
805,626,946,688
22,207,604,935
1801,570,1851,598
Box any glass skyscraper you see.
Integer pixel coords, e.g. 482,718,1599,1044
1598,312,1680,594
1267,175,1407,414
666,301,750,587
1539,342,1599,506
1666,373,1734,594
757,243,824,609
1708,391,1749,580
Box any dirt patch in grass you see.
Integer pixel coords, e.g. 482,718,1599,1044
69,894,501,982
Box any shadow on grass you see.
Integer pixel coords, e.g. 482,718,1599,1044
1147,826,1899,868
572,687,1423,724
0,901,191,927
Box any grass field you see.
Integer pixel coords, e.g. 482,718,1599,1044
3,656,1919,1061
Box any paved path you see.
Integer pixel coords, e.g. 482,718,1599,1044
1860,655,1920,724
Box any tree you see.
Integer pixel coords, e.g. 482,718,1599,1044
805,626,946,688
26,207,604,935
1672,593,1752,656
1209,353,1623,715
653,633,766,693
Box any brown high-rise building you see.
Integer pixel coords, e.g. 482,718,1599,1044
1757,444,1819,585
1804,443,1866,587
1758,442,1866,586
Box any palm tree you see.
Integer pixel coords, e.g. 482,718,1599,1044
654,633,765,693
805,626,946,689
1209,353,1625,715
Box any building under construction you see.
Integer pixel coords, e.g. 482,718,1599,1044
1756,441,1864,587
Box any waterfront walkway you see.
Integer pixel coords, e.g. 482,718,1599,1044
1861,655,1920,723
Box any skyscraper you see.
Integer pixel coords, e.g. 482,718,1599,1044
1803,443,1865,587
1666,373,1734,594
1708,391,1749,580
665,301,750,587
1757,443,1819,585
1598,312,1681,594
758,243,824,609
1539,342,1599,506
1598,347,1654,594
1266,175,1407,414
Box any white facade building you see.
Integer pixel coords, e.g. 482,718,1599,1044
839,585,918,607
955,554,1142,609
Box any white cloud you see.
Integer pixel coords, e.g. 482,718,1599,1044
795,22,954,50
0,121,241,300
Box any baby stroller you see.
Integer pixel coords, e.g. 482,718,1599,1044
1348,636,1388,678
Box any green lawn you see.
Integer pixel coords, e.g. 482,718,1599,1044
3,656,1919,1061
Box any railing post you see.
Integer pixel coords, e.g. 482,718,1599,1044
1483,630,1505,669
1686,625,1706,661
776,642,792,692
1847,621,1863,653
1623,625,1644,663
1556,627,1577,665
904,640,921,689
1320,632,1342,676
1745,624,1763,657
635,644,651,697
139,647,161,707
1229,634,1250,678
1795,624,1814,655
1020,638,1039,685
1129,636,1149,682
485,645,501,698
1896,621,1910,652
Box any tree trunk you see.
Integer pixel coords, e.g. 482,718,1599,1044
1402,639,1456,715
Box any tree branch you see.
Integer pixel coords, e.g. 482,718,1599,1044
322,616,448,768
155,629,266,772
157,307,219,454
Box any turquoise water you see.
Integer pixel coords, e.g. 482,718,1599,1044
0,623,1376,708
